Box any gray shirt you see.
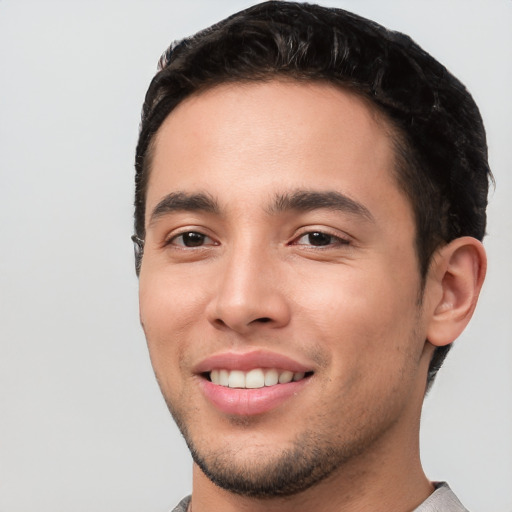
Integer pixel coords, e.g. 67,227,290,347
413,482,469,512
171,482,468,512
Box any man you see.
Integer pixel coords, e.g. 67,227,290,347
132,2,490,511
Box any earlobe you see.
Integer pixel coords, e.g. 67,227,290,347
426,237,487,347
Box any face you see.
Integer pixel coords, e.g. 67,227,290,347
139,81,433,497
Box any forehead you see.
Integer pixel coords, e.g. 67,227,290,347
146,80,404,220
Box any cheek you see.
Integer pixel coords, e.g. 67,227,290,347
301,273,423,415
293,261,422,362
138,271,207,378
139,268,207,328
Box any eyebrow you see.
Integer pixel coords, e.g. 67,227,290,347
148,189,374,226
149,192,220,225
268,190,374,222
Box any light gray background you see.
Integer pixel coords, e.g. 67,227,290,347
0,1,511,511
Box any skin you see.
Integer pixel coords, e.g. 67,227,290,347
138,80,486,512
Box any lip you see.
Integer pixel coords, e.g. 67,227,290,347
199,376,311,416
194,350,314,416
194,349,312,373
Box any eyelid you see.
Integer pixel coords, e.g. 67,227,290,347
290,227,352,247
164,227,219,248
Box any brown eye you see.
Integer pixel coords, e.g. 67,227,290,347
306,232,332,246
294,231,350,248
171,231,212,247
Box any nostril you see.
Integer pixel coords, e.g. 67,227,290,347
256,317,272,323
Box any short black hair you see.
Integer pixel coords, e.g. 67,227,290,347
134,1,492,386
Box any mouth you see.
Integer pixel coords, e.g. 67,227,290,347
196,351,315,415
206,368,314,389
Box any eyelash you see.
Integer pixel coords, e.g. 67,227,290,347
290,230,351,249
165,230,218,248
164,229,350,250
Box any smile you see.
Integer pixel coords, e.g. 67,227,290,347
196,351,314,415
209,368,310,388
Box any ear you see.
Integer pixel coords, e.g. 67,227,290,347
426,237,487,347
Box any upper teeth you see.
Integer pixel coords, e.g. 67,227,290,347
210,368,306,389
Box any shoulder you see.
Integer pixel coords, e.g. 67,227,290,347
169,495,191,512
414,482,469,512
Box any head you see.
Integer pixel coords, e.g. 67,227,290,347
133,1,490,499
134,1,491,388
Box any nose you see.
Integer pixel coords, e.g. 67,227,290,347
206,245,291,334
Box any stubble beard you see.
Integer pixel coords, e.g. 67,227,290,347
188,429,357,498
165,397,383,499
158,318,425,499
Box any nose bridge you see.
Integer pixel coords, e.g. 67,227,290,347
208,235,290,332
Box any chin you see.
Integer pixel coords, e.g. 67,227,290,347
172,405,377,499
